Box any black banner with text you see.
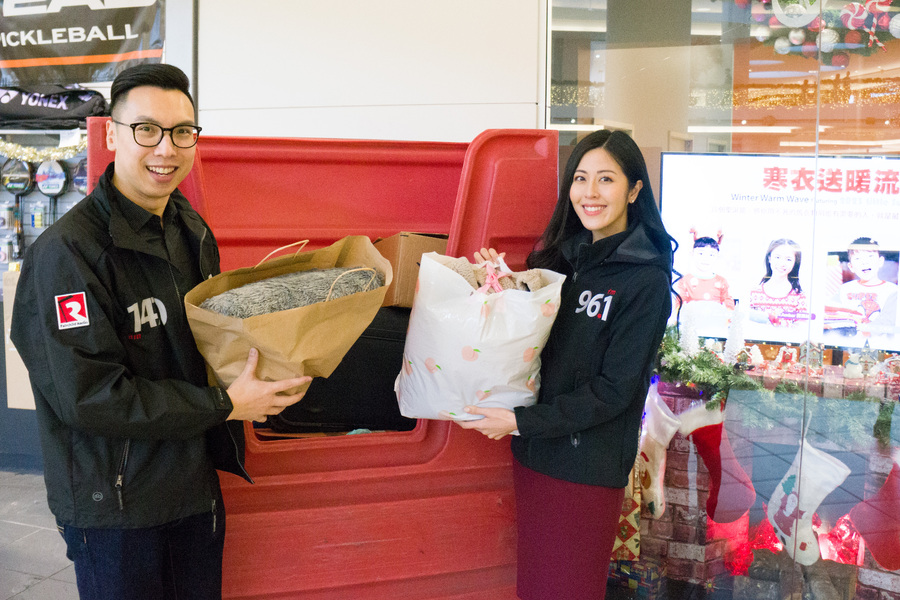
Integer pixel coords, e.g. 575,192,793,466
0,0,164,86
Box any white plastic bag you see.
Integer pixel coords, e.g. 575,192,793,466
395,252,565,420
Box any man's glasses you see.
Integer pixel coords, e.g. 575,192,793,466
112,120,202,149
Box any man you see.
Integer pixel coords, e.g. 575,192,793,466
10,64,310,599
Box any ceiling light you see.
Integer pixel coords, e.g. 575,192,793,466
688,126,798,134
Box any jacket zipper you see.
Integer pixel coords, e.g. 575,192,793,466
212,499,217,533
226,420,254,484
115,439,131,510
166,261,181,299
198,228,210,279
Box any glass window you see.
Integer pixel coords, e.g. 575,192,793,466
549,1,900,598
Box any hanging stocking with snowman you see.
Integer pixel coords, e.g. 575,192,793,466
767,440,851,565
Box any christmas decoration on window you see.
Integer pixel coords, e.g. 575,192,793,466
744,0,900,65
655,314,899,447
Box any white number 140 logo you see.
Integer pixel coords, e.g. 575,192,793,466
127,298,168,333
575,290,612,321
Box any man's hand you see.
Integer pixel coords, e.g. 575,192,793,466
447,405,518,440
226,348,311,422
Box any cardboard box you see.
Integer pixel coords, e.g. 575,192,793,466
4,270,35,410
374,232,448,307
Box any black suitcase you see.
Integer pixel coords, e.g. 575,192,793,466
266,306,417,433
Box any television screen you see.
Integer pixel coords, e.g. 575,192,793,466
659,152,900,352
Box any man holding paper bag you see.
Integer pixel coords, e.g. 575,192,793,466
10,64,310,600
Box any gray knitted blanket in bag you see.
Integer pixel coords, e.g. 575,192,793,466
199,267,385,319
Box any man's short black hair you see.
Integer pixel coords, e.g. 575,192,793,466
109,63,194,118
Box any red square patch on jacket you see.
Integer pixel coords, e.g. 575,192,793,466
55,292,90,330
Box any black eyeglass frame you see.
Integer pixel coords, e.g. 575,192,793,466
111,119,203,149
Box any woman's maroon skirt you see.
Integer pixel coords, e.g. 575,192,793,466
513,458,625,600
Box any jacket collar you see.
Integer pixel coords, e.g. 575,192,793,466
95,162,208,257
562,222,668,272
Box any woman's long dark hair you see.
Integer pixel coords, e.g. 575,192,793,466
526,129,675,273
760,238,803,294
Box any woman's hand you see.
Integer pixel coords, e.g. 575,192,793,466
474,247,505,264
448,405,518,440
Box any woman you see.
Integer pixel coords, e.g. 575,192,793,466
452,130,675,599
748,238,808,326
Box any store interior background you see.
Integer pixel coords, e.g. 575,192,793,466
2,0,900,598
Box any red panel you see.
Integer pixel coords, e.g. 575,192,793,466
85,116,113,194
447,129,559,269
188,136,468,270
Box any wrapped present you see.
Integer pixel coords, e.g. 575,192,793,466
612,463,641,560
612,459,642,561
608,558,667,599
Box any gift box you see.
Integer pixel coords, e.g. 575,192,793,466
612,461,642,561
608,558,667,599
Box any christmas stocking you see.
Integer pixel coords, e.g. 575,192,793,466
849,450,900,571
679,403,756,524
638,381,681,518
767,440,851,566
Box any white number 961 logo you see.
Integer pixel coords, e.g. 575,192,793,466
575,290,613,321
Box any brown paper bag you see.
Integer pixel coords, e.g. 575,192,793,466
185,236,392,392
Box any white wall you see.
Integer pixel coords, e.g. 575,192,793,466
182,0,545,142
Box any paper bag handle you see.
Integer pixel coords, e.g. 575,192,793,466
325,267,380,301
255,240,310,268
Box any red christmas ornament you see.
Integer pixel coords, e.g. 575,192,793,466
735,0,751,7
802,42,819,57
808,15,825,32
769,15,784,28
831,51,851,67
845,29,863,45
876,13,891,30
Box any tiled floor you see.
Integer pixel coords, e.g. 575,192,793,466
0,470,78,600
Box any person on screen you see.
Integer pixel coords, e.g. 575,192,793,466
674,230,735,310
748,238,809,327
830,237,898,334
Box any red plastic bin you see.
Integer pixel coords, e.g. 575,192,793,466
86,119,559,599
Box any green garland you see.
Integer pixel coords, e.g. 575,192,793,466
656,326,763,408
655,326,891,449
